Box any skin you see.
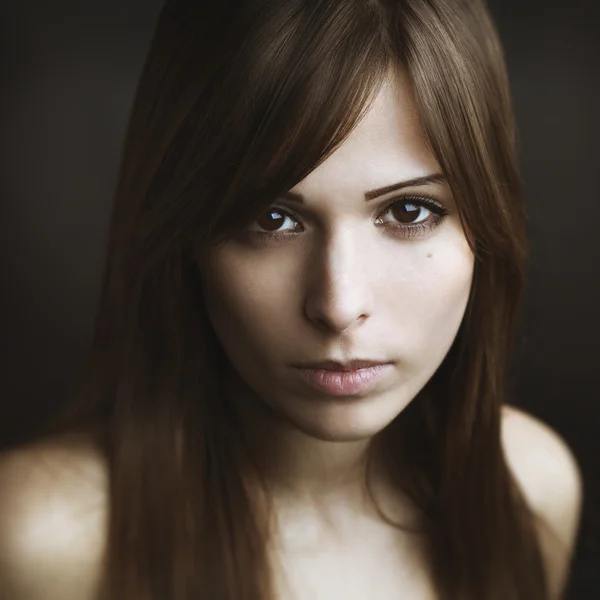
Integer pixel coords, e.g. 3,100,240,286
199,69,475,538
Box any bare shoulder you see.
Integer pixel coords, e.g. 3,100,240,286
0,430,108,599
501,404,583,598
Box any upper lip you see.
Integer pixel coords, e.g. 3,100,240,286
294,359,392,372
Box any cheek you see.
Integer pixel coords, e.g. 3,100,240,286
390,246,473,358
200,253,290,351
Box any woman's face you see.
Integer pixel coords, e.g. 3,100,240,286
200,73,474,443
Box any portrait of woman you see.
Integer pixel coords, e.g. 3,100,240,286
0,1,583,599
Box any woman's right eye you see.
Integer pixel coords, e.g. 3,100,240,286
248,207,302,236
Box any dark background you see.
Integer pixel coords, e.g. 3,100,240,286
1,1,598,597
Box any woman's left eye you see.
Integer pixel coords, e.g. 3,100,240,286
375,196,449,229
246,195,450,242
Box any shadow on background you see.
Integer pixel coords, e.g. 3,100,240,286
0,1,598,597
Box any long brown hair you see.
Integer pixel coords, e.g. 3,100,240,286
32,0,551,598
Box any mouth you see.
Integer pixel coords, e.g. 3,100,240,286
292,362,394,396
292,359,394,372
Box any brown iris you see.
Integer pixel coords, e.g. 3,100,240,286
391,202,421,223
256,210,288,232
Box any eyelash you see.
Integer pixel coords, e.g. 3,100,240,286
247,195,450,243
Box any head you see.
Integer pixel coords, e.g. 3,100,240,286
43,1,547,598
199,69,474,445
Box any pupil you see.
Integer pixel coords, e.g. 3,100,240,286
259,211,284,231
395,203,420,223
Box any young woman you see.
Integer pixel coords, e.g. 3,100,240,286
0,1,583,599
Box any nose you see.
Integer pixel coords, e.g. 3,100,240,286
303,230,374,334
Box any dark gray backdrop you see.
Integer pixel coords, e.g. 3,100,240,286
1,1,598,597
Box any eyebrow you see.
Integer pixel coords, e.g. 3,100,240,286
281,172,447,203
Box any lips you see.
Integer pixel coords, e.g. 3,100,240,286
293,359,392,372
293,363,394,396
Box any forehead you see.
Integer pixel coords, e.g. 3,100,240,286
289,71,441,200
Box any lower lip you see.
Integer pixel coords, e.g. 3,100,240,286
294,364,393,396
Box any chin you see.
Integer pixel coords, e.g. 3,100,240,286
283,399,403,443
298,427,378,443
